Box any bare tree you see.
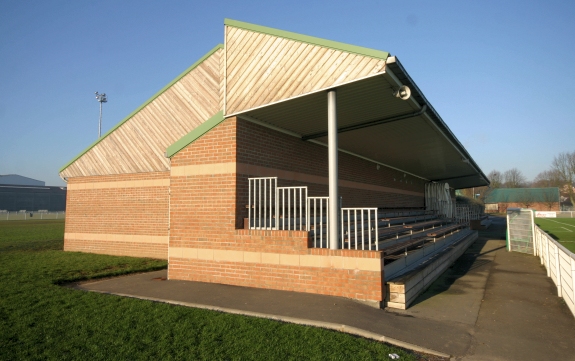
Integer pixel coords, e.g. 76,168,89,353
488,170,502,188
458,186,489,203
552,151,575,206
503,168,527,188
532,169,562,188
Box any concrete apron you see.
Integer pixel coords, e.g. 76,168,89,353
75,218,575,360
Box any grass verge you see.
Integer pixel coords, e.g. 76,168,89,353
535,217,575,253
0,220,428,360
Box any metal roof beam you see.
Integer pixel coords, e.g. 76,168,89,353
301,105,427,141
430,174,481,182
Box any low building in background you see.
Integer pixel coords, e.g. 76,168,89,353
484,188,560,213
0,174,45,187
0,174,66,212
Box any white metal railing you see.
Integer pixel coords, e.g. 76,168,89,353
0,211,65,221
533,225,575,317
248,178,381,251
341,208,379,251
307,197,329,248
425,182,454,218
275,186,307,231
455,204,482,224
248,177,277,230
455,206,472,223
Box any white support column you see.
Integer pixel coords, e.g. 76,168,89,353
328,90,339,250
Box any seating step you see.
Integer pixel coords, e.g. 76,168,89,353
385,229,478,309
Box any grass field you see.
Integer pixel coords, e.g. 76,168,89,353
535,217,575,253
0,220,424,360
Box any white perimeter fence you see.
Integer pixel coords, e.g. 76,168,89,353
507,208,575,317
534,226,575,317
535,211,575,218
0,211,65,221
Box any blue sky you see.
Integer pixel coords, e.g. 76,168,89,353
1,0,574,186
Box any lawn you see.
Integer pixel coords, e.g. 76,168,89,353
535,217,575,253
0,220,424,360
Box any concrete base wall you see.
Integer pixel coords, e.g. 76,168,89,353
170,230,384,301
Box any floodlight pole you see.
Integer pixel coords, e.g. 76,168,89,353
95,92,107,138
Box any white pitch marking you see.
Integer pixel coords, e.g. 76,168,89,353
561,227,573,232
546,219,575,228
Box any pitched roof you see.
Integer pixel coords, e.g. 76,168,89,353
484,188,560,203
59,44,223,177
59,19,488,188
224,19,389,60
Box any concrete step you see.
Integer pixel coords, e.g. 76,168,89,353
385,229,478,310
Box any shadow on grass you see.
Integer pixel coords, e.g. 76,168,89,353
0,239,63,252
543,231,559,241
53,262,168,285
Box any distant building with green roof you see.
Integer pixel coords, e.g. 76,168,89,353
484,188,560,213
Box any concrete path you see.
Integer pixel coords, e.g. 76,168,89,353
76,217,575,360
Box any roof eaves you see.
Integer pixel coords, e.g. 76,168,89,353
386,57,490,187
59,44,224,174
166,111,225,158
224,18,389,61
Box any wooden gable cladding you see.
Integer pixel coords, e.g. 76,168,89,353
61,48,223,178
225,26,387,115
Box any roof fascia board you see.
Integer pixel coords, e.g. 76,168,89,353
166,110,225,158
224,18,389,60
59,44,224,173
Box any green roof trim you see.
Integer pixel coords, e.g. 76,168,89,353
59,44,224,173
484,188,560,204
224,18,389,60
166,110,225,158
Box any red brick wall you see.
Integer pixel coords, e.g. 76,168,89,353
169,230,384,300
169,258,383,300
168,116,413,304
64,172,169,259
494,202,560,213
235,118,424,226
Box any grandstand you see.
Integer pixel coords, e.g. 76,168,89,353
59,19,488,308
